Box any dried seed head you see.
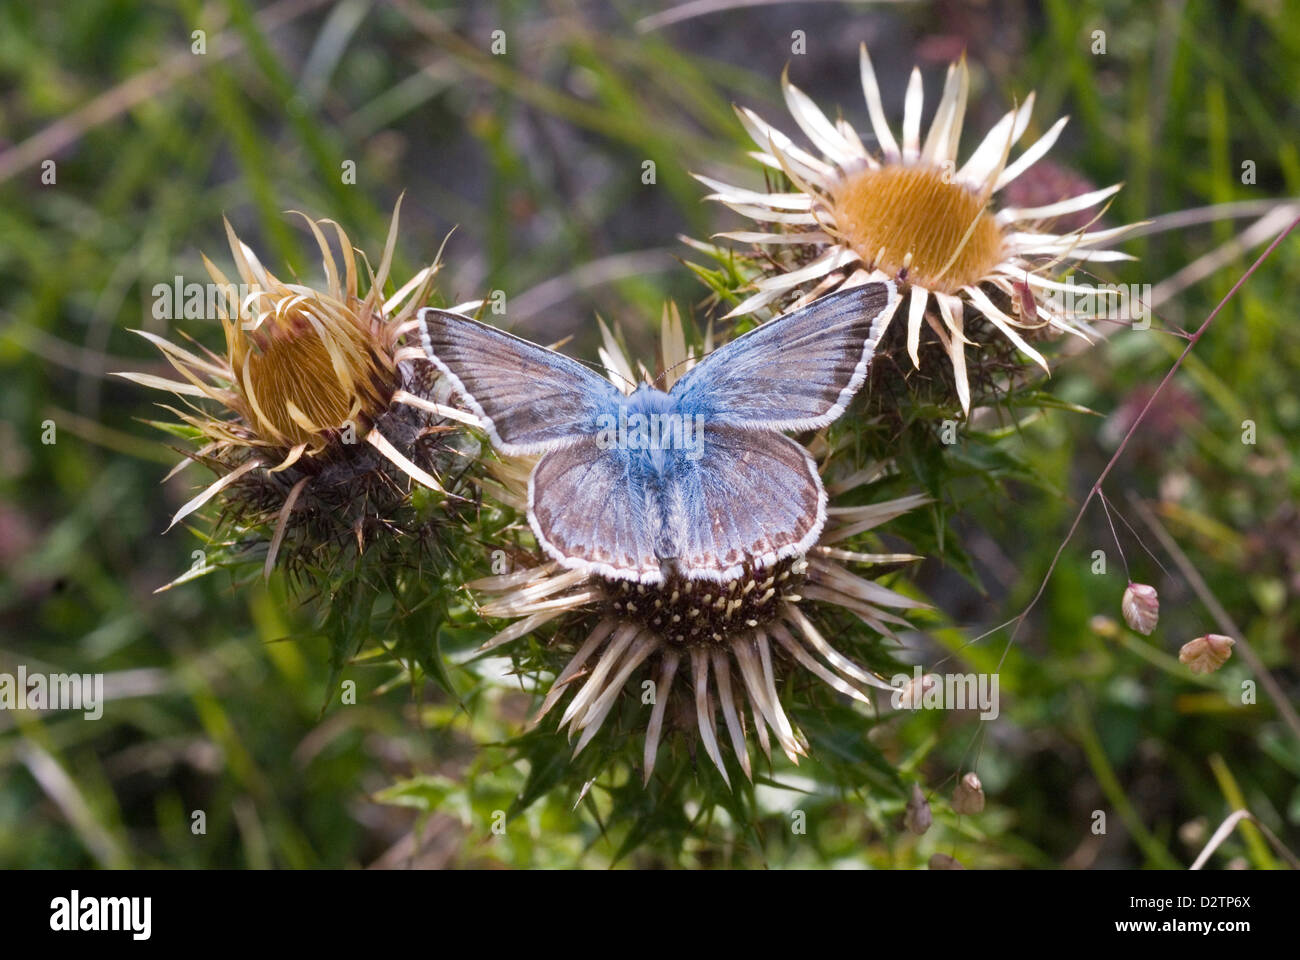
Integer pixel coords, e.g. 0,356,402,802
1179,634,1235,674
952,772,985,815
1089,614,1120,638
904,782,932,835
1178,817,1208,848
1121,582,1160,635
898,672,939,709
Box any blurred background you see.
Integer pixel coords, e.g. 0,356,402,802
1,0,1298,868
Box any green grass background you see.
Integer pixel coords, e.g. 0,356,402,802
0,0,1298,868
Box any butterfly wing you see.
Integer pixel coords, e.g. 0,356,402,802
417,308,624,455
657,424,825,581
529,437,664,584
670,281,898,431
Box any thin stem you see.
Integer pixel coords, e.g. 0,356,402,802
997,213,1300,690
1097,491,1130,581
1109,493,1174,581
1070,691,1180,868
1127,493,1300,747
1190,808,1300,871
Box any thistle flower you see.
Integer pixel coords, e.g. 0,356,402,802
118,199,476,577
464,305,928,787
1179,634,1235,674
700,45,1136,412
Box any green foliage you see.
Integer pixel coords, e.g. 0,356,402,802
1,0,1297,869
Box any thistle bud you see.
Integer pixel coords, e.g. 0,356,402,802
904,782,932,835
952,772,985,815
929,853,965,870
1179,634,1235,674
1121,583,1159,635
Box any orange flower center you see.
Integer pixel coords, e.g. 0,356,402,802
830,164,1004,294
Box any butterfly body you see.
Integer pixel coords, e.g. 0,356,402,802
419,282,899,586
596,383,704,471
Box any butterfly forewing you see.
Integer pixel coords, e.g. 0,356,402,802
417,308,623,455
670,282,897,432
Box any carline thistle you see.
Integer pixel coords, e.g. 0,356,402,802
421,284,931,785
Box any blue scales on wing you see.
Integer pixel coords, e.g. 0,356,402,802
418,309,662,581
670,281,897,431
654,424,826,581
417,310,623,455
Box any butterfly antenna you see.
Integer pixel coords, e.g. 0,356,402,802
655,353,698,388
568,355,638,392
604,365,640,392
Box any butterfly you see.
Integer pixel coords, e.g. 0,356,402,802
417,281,898,586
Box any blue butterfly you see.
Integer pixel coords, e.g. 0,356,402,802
417,282,898,585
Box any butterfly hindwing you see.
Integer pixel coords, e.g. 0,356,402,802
670,282,898,431
529,436,663,583
417,308,623,455
657,424,824,581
